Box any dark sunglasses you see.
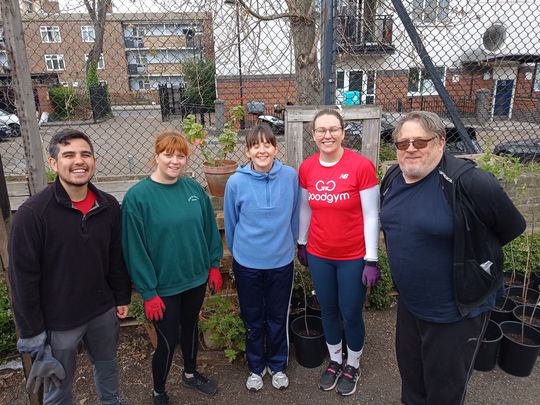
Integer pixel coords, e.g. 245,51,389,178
394,137,435,151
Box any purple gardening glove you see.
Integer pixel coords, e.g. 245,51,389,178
362,261,381,288
297,244,308,267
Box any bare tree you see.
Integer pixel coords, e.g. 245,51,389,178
84,0,111,86
237,0,321,104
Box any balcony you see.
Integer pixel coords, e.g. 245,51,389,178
336,14,395,55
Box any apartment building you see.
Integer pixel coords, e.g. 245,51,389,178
15,9,212,100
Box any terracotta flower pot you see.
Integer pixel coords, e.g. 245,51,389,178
202,160,237,197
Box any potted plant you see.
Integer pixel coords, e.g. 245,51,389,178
199,294,245,362
46,169,57,185
290,260,325,368
182,105,245,197
129,293,157,349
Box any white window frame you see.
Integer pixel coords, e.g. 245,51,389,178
40,26,61,43
534,64,540,92
138,79,151,90
412,0,449,24
408,66,445,96
85,53,105,69
45,54,65,71
81,26,96,43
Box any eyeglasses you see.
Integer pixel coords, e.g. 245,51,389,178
313,127,342,137
394,137,435,151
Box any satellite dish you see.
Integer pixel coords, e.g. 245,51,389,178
482,23,507,52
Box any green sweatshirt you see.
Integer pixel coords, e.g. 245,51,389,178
121,176,223,300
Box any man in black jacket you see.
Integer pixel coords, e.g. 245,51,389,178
380,111,525,405
8,129,131,404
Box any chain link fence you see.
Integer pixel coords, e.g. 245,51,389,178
1,0,539,184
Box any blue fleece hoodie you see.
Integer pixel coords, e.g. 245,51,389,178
224,160,299,269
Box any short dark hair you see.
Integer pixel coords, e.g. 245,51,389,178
48,129,94,159
245,124,277,149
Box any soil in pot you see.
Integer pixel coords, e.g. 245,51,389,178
503,272,528,288
491,296,516,324
498,321,540,377
474,320,503,372
512,305,540,331
506,287,539,306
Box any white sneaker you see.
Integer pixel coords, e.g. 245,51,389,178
246,369,266,392
268,369,289,390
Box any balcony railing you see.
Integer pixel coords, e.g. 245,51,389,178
336,14,395,54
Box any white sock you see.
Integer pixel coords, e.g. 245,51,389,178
327,341,343,364
346,346,363,369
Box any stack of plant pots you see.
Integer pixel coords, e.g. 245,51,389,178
481,271,540,377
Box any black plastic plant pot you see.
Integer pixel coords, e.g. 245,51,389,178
506,287,540,307
474,320,503,372
291,315,325,368
498,321,540,377
307,295,322,318
503,272,528,288
288,307,306,340
512,305,540,333
490,297,517,324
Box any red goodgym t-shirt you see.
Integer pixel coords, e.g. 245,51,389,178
298,149,378,260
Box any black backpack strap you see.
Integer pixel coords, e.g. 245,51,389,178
380,163,402,205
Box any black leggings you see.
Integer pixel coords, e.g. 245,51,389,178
152,283,206,393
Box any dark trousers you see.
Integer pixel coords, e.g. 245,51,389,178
308,253,367,351
152,283,206,393
396,299,489,405
46,307,120,405
233,259,294,375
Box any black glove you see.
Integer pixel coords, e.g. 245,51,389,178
26,344,66,394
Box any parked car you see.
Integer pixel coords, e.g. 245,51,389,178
494,139,540,163
344,112,482,155
0,125,15,140
0,108,20,136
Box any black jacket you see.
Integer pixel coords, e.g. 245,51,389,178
8,179,132,338
381,153,526,316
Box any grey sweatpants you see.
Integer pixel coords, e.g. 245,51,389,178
44,307,121,405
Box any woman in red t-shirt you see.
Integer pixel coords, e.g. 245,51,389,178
297,109,380,396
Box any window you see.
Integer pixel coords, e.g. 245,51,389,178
45,54,65,70
81,26,95,42
85,54,105,69
135,54,148,66
412,0,449,23
138,79,151,90
534,64,540,92
408,66,445,95
40,26,61,43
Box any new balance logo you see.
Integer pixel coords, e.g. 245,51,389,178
339,173,349,179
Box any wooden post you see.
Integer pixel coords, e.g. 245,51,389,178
0,154,42,404
1,0,47,194
285,105,382,169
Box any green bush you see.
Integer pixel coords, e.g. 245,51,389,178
199,295,245,362
49,86,80,120
367,247,396,310
503,232,540,275
183,59,216,107
0,279,17,360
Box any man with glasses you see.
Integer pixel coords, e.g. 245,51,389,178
379,111,525,405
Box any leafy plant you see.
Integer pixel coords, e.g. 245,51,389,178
183,59,216,107
477,151,540,183
46,169,57,183
199,295,245,362
128,292,149,325
0,279,16,361
49,86,80,120
503,232,540,276
367,248,395,310
182,105,245,166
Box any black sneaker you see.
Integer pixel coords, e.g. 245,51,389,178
336,364,360,396
182,371,218,396
152,391,170,405
319,361,342,391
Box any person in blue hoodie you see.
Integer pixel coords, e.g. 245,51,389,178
224,124,299,392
